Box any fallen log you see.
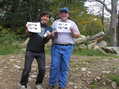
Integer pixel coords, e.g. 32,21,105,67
76,32,105,45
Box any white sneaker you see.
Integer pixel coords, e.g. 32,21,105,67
18,84,27,89
18,84,31,89
36,84,44,89
27,86,31,89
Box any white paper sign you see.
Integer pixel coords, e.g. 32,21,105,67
26,22,41,33
56,22,71,33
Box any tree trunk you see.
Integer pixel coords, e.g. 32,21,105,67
109,0,118,46
117,12,119,46
101,0,105,31
95,0,118,46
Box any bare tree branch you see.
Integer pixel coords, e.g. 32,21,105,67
95,0,111,13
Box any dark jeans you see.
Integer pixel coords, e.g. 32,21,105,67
20,51,45,86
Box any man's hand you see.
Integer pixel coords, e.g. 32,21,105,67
25,24,29,33
47,31,52,38
70,29,80,38
43,31,52,38
50,30,57,38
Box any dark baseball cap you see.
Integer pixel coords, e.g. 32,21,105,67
59,8,69,13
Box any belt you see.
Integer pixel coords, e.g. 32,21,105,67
54,44,74,46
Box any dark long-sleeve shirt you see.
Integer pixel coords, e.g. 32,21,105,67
26,24,52,53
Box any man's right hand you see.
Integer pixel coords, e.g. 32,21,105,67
25,24,29,33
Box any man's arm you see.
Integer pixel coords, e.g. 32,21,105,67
43,27,53,44
43,33,52,44
25,25,32,37
71,33,80,38
71,22,80,38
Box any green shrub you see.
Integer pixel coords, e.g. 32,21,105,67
74,48,107,56
0,27,22,55
0,44,21,55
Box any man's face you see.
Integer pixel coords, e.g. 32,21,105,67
59,12,69,21
40,15,50,24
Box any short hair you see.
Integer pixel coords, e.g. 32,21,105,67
38,12,51,21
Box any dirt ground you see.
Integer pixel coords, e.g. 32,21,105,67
0,54,119,89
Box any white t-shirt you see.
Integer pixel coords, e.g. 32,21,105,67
52,19,80,44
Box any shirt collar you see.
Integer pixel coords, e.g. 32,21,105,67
59,19,69,22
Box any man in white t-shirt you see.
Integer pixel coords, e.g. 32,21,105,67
48,8,80,89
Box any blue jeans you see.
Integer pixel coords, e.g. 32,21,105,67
49,44,74,88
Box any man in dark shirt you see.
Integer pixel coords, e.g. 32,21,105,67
19,12,52,89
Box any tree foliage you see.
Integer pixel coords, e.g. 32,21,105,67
0,0,104,36
0,0,50,29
